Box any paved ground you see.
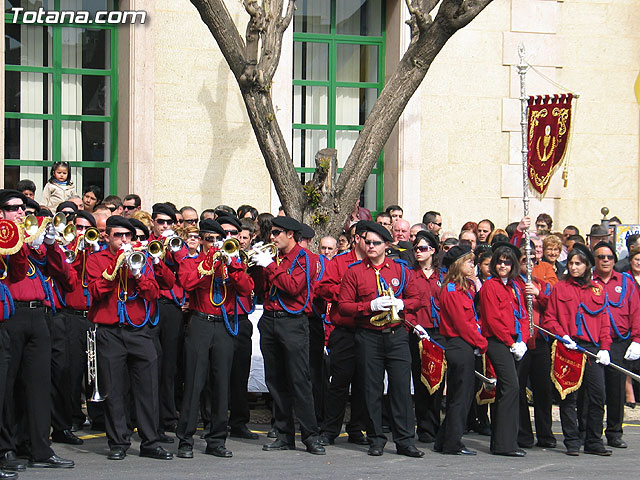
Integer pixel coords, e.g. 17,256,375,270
15,405,640,480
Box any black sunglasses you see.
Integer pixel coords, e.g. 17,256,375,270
183,219,198,225
1,204,26,212
364,239,384,247
113,231,132,239
106,205,117,212
155,218,174,226
497,259,513,266
431,222,442,227
201,235,220,243
271,229,284,237
596,254,615,261
223,229,239,236
122,205,137,211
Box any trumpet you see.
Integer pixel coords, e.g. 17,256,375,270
244,242,277,267
146,240,164,259
84,227,100,244
64,248,77,263
370,286,402,327
164,235,184,253
86,326,105,402
19,214,40,239
126,250,147,277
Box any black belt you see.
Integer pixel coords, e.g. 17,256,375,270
193,311,224,322
360,323,403,334
14,301,45,309
262,310,305,319
159,298,177,306
335,325,356,334
66,309,89,318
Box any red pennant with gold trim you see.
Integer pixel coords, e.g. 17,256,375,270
550,340,585,400
476,355,497,405
0,219,24,255
419,338,446,394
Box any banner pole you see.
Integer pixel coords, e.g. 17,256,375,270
518,44,534,339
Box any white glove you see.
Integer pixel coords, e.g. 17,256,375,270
225,250,239,265
253,250,274,268
413,324,430,340
510,341,527,361
93,242,101,252
252,241,264,249
391,297,404,312
31,232,45,250
153,256,161,265
44,224,56,245
596,350,610,366
121,243,133,253
474,348,482,357
161,229,175,238
624,341,640,361
562,335,578,350
370,296,393,312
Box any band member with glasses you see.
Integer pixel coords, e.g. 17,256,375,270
176,219,253,459
251,216,325,455
0,190,76,471
591,241,640,449
542,243,611,456
86,215,173,461
479,242,529,457
339,222,424,458
122,194,141,218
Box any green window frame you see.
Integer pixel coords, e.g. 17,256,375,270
293,0,385,214
4,0,118,194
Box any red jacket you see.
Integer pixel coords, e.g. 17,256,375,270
542,278,611,350
514,274,551,342
316,250,358,328
404,268,442,329
149,233,186,306
0,243,30,319
439,280,488,352
479,277,530,346
593,271,640,343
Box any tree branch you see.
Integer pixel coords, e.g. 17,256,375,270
450,0,494,30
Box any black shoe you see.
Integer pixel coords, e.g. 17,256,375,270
177,444,193,459
305,440,326,455
608,438,627,449
317,434,334,446
417,433,434,443
139,446,173,460
205,445,232,458
158,433,175,444
70,423,83,433
566,449,580,456
0,452,26,471
443,448,477,456
0,471,17,479
584,448,612,456
348,435,369,446
51,429,84,445
262,439,295,451
267,427,278,439
493,449,526,457
396,445,425,458
368,446,383,456
536,440,557,448
164,423,178,433
107,447,127,461
229,427,259,440
29,455,75,468
625,402,636,409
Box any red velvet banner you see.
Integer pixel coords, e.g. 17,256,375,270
476,355,496,405
527,94,573,197
0,219,23,256
419,338,446,395
550,340,585,400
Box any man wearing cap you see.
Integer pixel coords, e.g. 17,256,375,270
592,241,640,449
85,215,173,461
316,221,371,446
251,216,325,455
587,225,610,250
338,222,424,458
0,190,76,471
175,219,253,458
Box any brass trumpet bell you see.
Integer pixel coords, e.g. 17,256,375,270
61,223,76,244
53,212,67,233
84,227,100,244
147,240,164,258
222,238,240,255
245,243,277,267
64,249,77,263
22,214,39,237
167,236,183,253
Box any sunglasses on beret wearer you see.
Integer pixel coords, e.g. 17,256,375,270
1,204,26,212
155,218,174,226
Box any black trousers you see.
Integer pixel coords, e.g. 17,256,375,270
435,337,475,453
308,315,327,424
259,312,318,444
410,328,444,442
356,326,414,450
176,314,234,448
517,337,554,446
46,310,73,432
467,356,491,431
0,326,11,449
228,316,252,431
605,337,630,442
156,301,184,432
97,323,160,450
486,337,520,454
65,310,92,426
0,307,54,460
559,343,606,451
320,326,368,438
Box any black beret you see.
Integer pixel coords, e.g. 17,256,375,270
492,241,521,259
0,189,27,207
26,198,40,211
361,221,393,243
129,218,149,239
593,241,618,263
443,244,472,269
152,203,177,224
199,219,226,237
106,215,136,237
56,201,77,213
37,209,53,218
301,223,315,239
75,210,97,228
355,220,376,235
414,230,439,253
216,214,241,230
570,242,595,266
272,216,303,232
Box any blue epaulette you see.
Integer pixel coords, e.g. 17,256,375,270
393,258,409,266
347,260,362,268
334,250,349,258
447,282,456,292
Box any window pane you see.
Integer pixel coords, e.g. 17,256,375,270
336,0,382,36
336,44,378,83
292,129,327,169
4,118,52,160
363,173,377,212
61,74,110,116
336,87,377,125
293,42,328,81
5,24,52,67
293,85,328,125
294,0,330,34
5,71,52,114
335,130,359,168
61,27,111,70
61,120,109,162
80,167,109,196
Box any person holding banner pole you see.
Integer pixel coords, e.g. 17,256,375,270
542,243,612,456
433,245,487,456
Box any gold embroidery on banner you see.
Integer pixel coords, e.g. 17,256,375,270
528,108,548,141
536,125,557,163
553,107,570,136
